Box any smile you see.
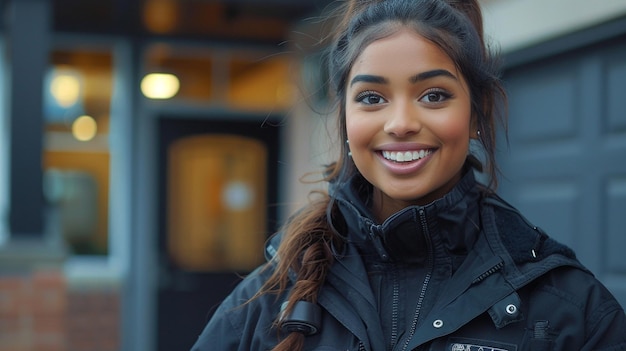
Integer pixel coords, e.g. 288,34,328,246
382,149,433,163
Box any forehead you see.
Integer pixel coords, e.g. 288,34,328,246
349,28,460,79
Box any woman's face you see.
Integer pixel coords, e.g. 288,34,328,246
345,28,473,220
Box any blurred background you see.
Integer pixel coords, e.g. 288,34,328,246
0,0,624,350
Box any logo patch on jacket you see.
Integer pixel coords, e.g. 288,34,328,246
447,337,517,351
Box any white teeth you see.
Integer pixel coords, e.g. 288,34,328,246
382,149,432,162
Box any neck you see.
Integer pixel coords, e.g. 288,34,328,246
371,172,463,223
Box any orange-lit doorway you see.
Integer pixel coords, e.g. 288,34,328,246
156,117,281,350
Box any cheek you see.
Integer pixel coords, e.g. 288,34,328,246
345,112,368,144
442,121,470,144
433,109,472,145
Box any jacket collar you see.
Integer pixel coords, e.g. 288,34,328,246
331,170,483,264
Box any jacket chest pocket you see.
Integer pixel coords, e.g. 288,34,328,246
431,337,518,351
302,338,362,351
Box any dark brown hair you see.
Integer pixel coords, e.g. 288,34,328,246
259,1,508,350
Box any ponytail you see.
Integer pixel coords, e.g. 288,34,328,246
257,187,339,351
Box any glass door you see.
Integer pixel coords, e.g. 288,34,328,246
156,117,281,351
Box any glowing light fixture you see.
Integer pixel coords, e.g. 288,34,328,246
141,73,180,99
143,0,179,34
72,115,98,141
50,70,81,107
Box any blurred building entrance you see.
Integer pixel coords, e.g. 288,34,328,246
156,117,281,350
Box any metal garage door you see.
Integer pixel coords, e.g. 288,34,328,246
497,30,626,307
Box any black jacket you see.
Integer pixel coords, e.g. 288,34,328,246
191,172,626,350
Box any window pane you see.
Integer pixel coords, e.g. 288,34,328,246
227,56,294,111
142,44,294,111
44,48,112,255
43,169,102,254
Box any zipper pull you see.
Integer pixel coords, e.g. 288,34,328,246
368,224,390,261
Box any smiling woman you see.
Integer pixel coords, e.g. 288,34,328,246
190,0,626,350
345,28,472,217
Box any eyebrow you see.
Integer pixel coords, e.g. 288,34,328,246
409,69,458,84
349,74,388,87
349,69,458,87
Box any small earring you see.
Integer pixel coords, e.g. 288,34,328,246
476,130,481,138
346,139,352,157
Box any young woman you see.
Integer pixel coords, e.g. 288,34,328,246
191,0,626,350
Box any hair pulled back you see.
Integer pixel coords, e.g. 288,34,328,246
260,1,507,350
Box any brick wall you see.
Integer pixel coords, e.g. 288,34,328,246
66,288,120,351
0,270,121,351
0,269,67,351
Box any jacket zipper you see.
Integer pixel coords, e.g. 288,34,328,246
368,222,398,351
400,208,433,351
390,267,399,351
369,223,390,261
472,261,504,284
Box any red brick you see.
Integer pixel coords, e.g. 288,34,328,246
0,315,22,335
0,324,30,351
32,334,65,351
0,270,69,351
0,275,26,290
65,289,122,351
32,289,67,315
0,275,29,316
31,271,65,290
33,315,65,335
68,334,97,351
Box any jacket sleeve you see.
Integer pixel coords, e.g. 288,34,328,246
519,265,626,350
190,292,244,351
581,296,626,350
189,265,280,351
565,265,626,350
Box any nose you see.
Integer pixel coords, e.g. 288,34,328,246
383,100,421,137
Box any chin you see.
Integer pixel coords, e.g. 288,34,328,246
383,183,448,205
385,189,432,204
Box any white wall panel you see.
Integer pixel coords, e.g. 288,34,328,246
481,0,626,52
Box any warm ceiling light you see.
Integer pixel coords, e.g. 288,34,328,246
72,115,98,141
141,73,180,99
143,0,179,34
50,71,81,107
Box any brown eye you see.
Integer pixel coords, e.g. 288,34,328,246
427,93,442,102
355,91,387,105
419,89,452,103
362,95,383,104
